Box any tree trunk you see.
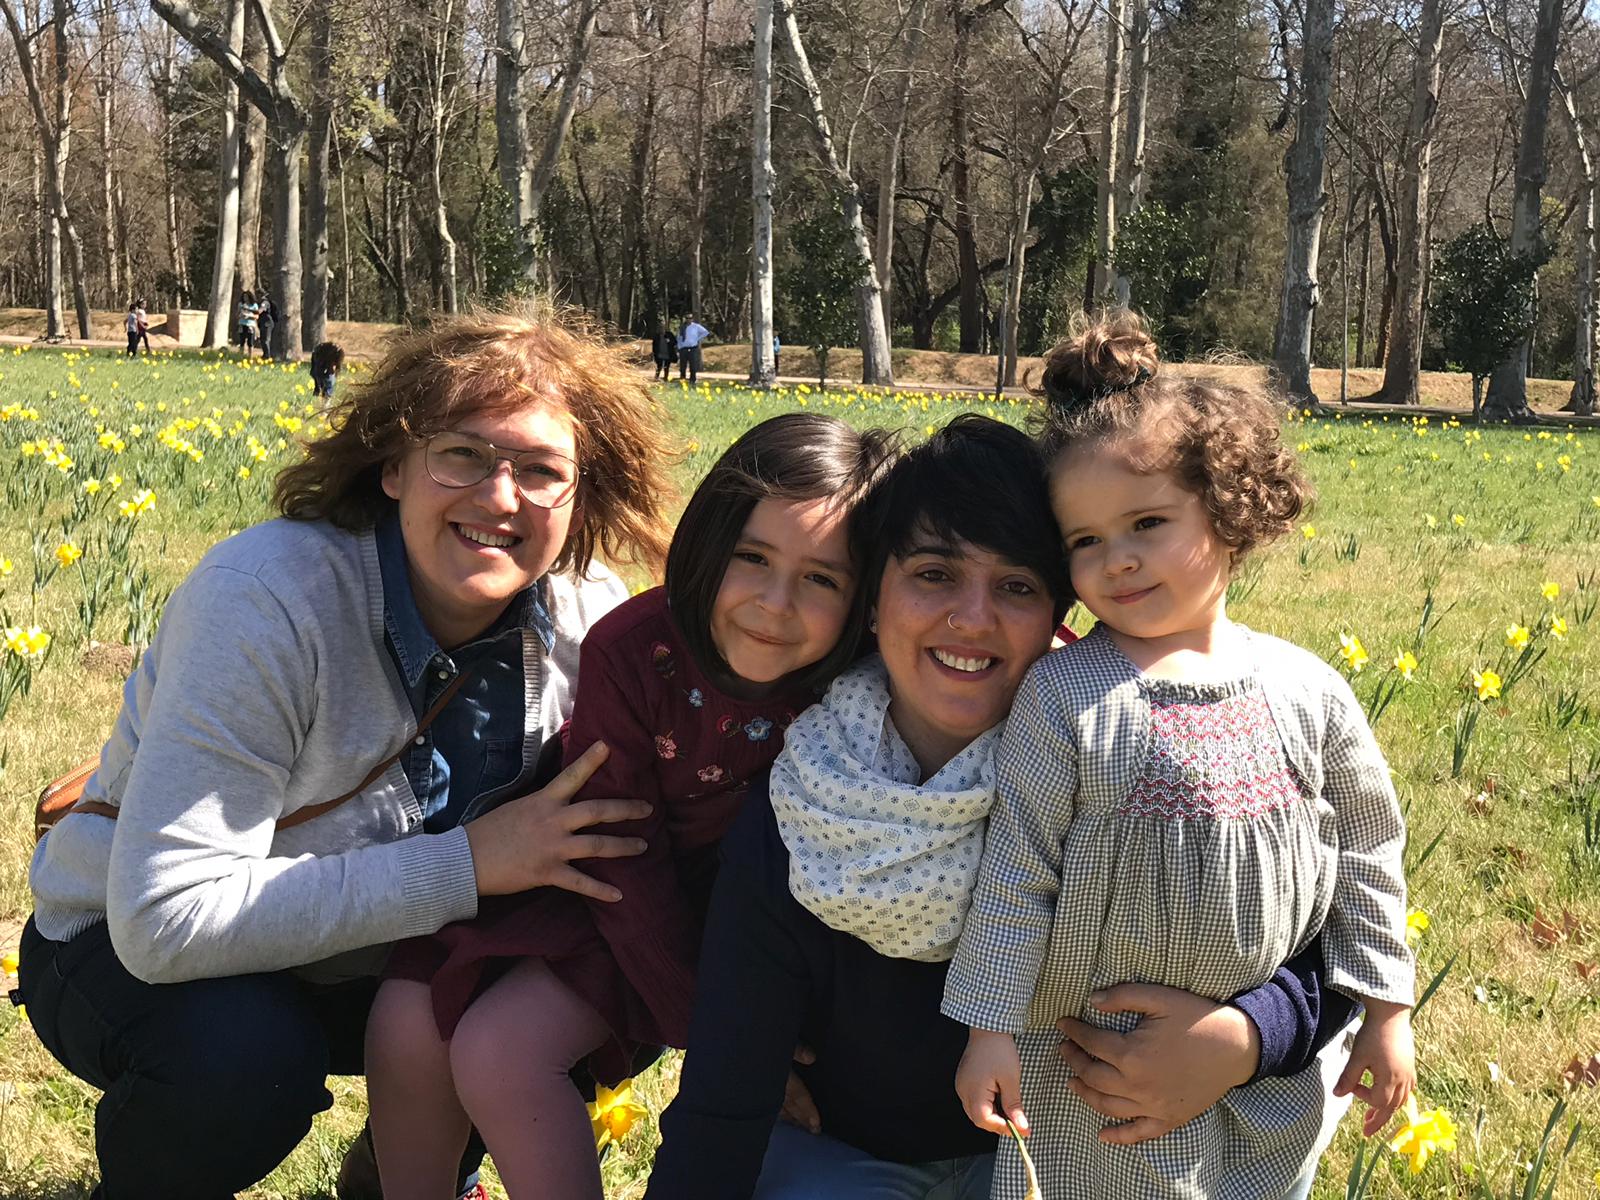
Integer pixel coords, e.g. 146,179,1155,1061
160,26,188,304
776,0,894,385
303,0,332,350
237,0,270,295
1271,0,1335,403
1092,0,1125,304
687,0,710,314
949,2,988,352
1374,0,1443,404
750,0,776,387
528,0,601,291
200,0,244,346
996,180,1034,392
1112,0,1149,305
1560,76,1596,416
98,0,119,307
2,0,66,337
495,0,533,283
271,127,305,358
1483,0,1567,421
876,0,929,334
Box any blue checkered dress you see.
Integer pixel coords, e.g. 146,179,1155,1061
943,625,1413,1200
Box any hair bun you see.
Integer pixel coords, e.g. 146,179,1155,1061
1039,309,1161,412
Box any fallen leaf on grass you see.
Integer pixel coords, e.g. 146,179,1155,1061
1562,1054,1600,1089
1576,960,1600,981
1530,908,1584,948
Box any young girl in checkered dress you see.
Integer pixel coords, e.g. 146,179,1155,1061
943,313,1415,1200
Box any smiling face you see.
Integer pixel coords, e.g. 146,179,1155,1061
708,496,856,686
381,402,578,648
874,535,1057,777
1051,439,1234,659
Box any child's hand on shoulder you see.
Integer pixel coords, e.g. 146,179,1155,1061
1333,999,1415,1136
955,1027,1029,1138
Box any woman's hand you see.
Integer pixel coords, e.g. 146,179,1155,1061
464,741,651,900
1054,983,1261,1145
779,1045,821,1133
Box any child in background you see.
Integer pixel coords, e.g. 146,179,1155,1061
946,311,1414,1200
124,303,141,357
237,289,258,356
310,341,346,398
368,413,899,1200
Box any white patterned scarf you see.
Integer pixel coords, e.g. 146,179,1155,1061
769,656,1001,962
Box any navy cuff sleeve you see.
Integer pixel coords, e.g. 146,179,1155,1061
1231,935,1360,1081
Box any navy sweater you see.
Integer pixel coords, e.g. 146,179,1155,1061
645,779,1355,1200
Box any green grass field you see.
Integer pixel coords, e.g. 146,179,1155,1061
1,345,1598,1197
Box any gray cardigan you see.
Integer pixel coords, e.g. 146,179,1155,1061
28,517,627,984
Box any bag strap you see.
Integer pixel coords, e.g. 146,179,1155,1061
76,669,475,832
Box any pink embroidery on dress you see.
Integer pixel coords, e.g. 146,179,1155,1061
698,765,725,783
1121,691,1300,821
655,732,678,760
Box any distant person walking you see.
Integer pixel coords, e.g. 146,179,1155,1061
651,322,677,381
237,290,259,356
677,315,709,384
124,303,141,357
772,332,781,378
310,341,346,398
256,296,277,360
136,301,152,354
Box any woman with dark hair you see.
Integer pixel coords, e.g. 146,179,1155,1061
644,415,1354,1200
19,308,677,1199
369,412,898,1199
237,287,258,354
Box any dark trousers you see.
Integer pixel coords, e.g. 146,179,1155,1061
18,917,479,1199
678,343,702,381
125,330,139,357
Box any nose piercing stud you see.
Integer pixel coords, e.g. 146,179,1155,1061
948,612,958,630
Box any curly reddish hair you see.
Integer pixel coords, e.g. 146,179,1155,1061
1031,309,1312,561
274,305,675,577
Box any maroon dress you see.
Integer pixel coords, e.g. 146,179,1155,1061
386,587,814,1084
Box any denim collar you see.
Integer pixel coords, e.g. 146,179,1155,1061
375,512,554,686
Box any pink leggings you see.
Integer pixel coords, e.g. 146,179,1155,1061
366,958,610,1199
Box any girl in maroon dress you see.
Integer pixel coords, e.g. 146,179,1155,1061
367,413,899,1199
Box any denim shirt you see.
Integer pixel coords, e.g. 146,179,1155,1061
376,514,556,833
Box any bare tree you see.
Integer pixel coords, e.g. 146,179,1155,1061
1373,0,1444,404
751,0,776,386
1272,0,1336,403
1091,0,1124,303
304,0,333,348
776,0,894,385
495,0,533,283
199,0,244,346
1556,64,1595,415
1,0,92,338
875,0,930,333
1111,0,1149,304
1483,0,1568,420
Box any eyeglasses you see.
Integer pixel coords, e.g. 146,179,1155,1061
422,431,581,509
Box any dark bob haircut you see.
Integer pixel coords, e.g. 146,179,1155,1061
851,414,1074,625
665,412,900,693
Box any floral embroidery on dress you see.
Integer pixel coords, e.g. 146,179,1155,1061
651,642,676,678
744,717,774,741
697,765,725,783
717,715,738,737
686,687,704,708
654,732,678,760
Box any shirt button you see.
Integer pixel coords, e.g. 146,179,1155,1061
437,669,450,680
415,735,426,745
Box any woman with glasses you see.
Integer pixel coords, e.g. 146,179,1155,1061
19,309,676,1199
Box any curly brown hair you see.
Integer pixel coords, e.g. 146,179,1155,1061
274,305,676,577
1031,309,1312,560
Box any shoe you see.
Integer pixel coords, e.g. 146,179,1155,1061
337,1122,485,1200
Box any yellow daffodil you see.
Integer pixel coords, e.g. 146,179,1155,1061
83,478,101,496
3,625,51,658
1387,1096,1456,1174
0,557,12,577
1338,633,1369,673
587,1080,649,1152
1505,624,1531,650
1,949,16,975
1393,651,1418,680
1451,513,1466,527
1423,513,1437,529
1550,615,1568,640
1300,524,1316,539
1542,581,1560,602
1472,669,1502,702
1405,908,1430,944
55,542,82,568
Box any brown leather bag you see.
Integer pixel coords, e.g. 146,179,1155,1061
35,671,472,842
